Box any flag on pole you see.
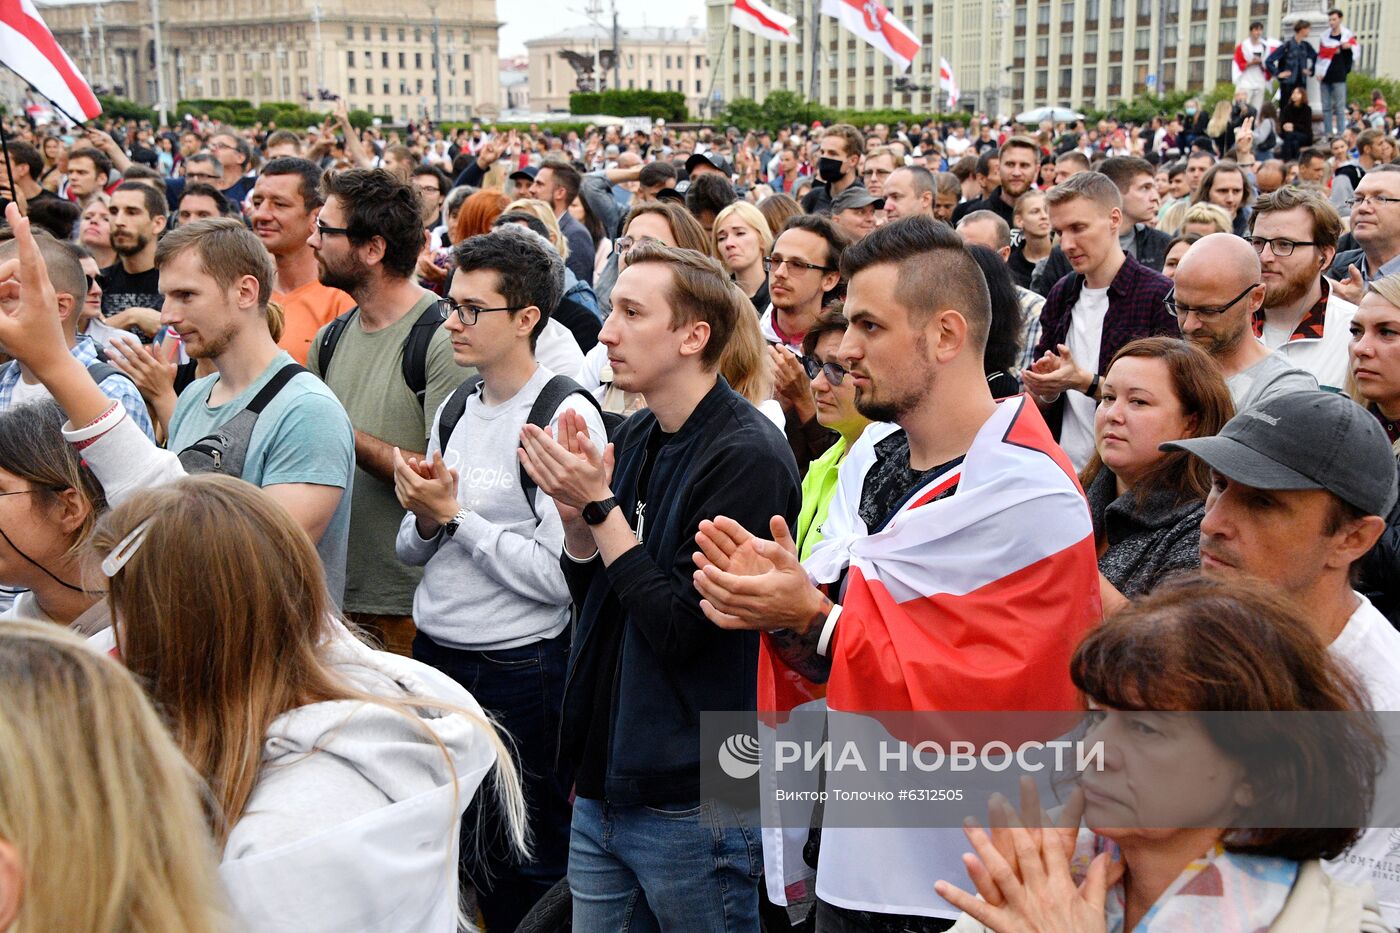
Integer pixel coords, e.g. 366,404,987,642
939,57,959,108
1317,26,1357,81
732,0,798,43
0,0,101,122
820,0,920,72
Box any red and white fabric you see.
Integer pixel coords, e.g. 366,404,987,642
1317,26,1358,81
939,58,960,108
731,0,798,43
0,0,101,122
760,397,1101,915
820,0,920,72
1232,37,1277,85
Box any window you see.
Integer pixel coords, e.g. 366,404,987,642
1189,59,1204,83
1062,2,1075,24
696,79,701,92
260,52,270,68
647,55,654,68
363,26,370,40
1038,4,1050,25
629,79,635,89
1110,30,1123,51
349,77,357,93
1111,0,1124,16
1036,36,1049,56
211,77,220,94
382,80,389,94
399,79,407,94
346,25,354,39
1217,57,1232,83
665,55,672,68
1015,6,1026,26
415,52,422,68
1137,0,1151,13
1060,67,1073,93
225,53,234,69
665,79,672,90
347,50,355,66
297,50,307,67
398,27,405,41
398,52,405,68
1035,69,1048,93
244,78,253,95
416,78,423,92
1135,27,1150,49
1014,38,1026,59
415,27,422,41
380,27,388,40
282,77,290,95
1086,0,1100,17
695,54,702,68
261,77,271,94
1084,30,1098,49
463,53,470,69
1190,24,1206,44
647,79,653,89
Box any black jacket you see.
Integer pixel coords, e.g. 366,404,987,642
559,378,801,804
951,186,1017,228
1357,450,1400,627
1032,225,1172,296
1267,37,1318,88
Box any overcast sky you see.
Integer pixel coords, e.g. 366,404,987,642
497,0,705,57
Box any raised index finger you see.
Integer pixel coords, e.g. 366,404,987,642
5,204,49,298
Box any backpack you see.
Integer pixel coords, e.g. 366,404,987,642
435,373,623,520
315,301,442,406
177,363,305,476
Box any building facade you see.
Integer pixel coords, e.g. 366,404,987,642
526,25,709,116
38,0,502,124
707,0,1396,120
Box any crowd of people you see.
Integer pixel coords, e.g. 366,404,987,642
0,41,1399,932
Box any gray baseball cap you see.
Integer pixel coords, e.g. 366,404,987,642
831,187,885,212
1161,390,1398,517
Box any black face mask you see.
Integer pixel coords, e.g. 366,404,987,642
818,156,846,183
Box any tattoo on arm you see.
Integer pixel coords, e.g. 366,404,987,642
766,619,833,684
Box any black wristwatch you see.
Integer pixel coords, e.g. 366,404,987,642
443,507,470,537
582,497,618,525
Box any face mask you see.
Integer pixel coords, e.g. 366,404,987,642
1186,107,1197,116
818,156,845,182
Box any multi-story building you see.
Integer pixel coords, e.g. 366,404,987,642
526,24,709,116
1007,0,1397,115
500,54,529,114
38,0,502,124
708,0,1396,120
707,0,1017,118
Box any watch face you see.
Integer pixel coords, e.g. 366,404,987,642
583,499,614,525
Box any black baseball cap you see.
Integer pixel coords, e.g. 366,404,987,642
685,151,732,177
831,188,886,212
1162,391,1398,517
509,165,538,183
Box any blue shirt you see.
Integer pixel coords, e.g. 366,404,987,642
170,351,355,603
0,335,155,440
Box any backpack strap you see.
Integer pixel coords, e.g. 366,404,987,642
435,373,484,454
316,308,358,380
246,363,309,414
519,374,605,520
401,299,445,405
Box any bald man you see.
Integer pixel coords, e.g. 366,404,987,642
1172,232,1317,410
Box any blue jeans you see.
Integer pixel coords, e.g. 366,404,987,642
569,796,763,932
1321,81,1348,138
412,630,573,933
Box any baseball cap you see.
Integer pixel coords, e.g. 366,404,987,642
1161,391,1398,517
655,186,686,204
509,165,538,183
685,151,732,177
831,188,886,212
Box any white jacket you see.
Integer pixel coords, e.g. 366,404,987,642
218,626,498,933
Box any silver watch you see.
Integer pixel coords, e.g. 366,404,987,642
443,507,471,537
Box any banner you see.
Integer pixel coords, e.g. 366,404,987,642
0,0,102,122
939,58,959,108
820,0,920,72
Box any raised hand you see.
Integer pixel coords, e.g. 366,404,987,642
517,408,614,512
0,203,69,373
691,515,826,632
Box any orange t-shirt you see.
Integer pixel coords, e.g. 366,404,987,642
273,281,356,365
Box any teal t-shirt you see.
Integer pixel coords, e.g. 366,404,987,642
169,351,355,604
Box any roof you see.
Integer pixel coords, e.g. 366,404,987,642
525,24,704,46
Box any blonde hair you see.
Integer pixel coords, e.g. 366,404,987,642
1206,100,1233,139
710,200,773,260
89,475,528,860
1180,201,1233,234
503,198,569,260
720,287,774,405
265,299,285,343
0,620,229,932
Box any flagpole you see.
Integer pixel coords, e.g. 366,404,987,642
704,18,730,120
807,0,820,103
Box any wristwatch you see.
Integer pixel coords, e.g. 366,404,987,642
582,497,618,526
443,507,471,537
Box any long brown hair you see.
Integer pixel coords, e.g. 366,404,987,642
1079,337,1235,507
622,200,713,257
452,189,510,244
1071,573,1381,861
89,475,527,853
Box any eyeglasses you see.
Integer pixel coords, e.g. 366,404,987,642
801,355,848,386
1346,195,1400,209
862,167,894,179
1243,236,1319,258
1164,282,1258,319
315,220,352,238
434,297,523,326
763,255,835,274
184,172,219,182
207,140,237,152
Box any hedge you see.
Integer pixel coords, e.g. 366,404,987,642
569,89,688,121
718,91,969,134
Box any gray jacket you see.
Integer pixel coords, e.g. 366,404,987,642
1087,469,1203,598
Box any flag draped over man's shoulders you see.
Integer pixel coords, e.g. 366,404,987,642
1317,26,1358,81
758,395,1101,916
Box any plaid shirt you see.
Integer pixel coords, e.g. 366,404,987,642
1035,252,1178,372
0,336,155,440
1016,286,1046,376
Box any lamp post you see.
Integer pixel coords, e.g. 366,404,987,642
429,1,443,123
149,0,170,125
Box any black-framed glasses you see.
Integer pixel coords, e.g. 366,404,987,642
802,355,848,385
1243,235,1318,258
763,255,835,274
315,220,352,238
434,297,523,326
1164,282,1259,319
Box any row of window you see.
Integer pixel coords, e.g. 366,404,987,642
544,51,705,72
1021,53,1233,96
345,77,472,96
345,25,467,43
347,50,471,70
190,50,307,71
1012,22,1224,58
1017,0,1264,27
547,77,701,93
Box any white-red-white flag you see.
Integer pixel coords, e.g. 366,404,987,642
939,57,959,108
1317,26,1357,81
732,0,798,44
820,0,920,72
0,0,101,122
1231,36,1277,82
